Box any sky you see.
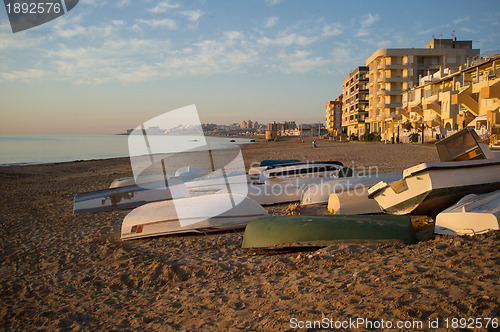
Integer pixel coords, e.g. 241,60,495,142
1,0,500,135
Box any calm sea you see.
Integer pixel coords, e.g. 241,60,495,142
0,135,254,166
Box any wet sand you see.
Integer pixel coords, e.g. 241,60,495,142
1,138,498,331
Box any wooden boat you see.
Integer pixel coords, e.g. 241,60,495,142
241,215,416,249
367,158,500,216
434,190,500,236
301,172,402,206
121,194,269,240
258,161,345,184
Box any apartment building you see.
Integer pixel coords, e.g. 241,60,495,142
401,54,500,142
325,95,343,136
342,66,369,138
365,38,480,141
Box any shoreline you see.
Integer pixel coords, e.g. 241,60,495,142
1,139,498,330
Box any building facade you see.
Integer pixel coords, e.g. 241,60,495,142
342,66,369,138
325,95,343,136
365,38,480,141
401,54,500,143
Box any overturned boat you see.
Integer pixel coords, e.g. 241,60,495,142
368,128,500,216
257,161,346,184
122,193,269,240
368,158,500,216
241,215,416,249
434,190,500,236
301,172,402,206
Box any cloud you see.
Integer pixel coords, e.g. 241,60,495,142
265,17,279,28
148,0,180,13
453,16,470,25
322,24,343,37
0,69,47,82
265,0,284,6
116,0,130,8
180,10,204,23
360,13,380,28
273,50,330,74
136,18,178,30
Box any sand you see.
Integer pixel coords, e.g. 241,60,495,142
1,137,498,331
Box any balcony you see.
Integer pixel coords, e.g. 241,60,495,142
379,89,403,96
377,63,409,70
382,76,407,83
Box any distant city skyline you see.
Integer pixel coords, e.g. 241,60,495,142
1,0,499,134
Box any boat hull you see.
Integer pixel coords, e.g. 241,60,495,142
241,215,416,249
435,190,500,235
369,159,500,216
122,194,269,240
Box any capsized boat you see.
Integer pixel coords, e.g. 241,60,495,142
368,128,500,216
367,158,500,216
248,159,300,181
121,193,269,240
74,178,189,215
301,172,402,206
258,161,346,184
242,215,416,249
434,190,500,236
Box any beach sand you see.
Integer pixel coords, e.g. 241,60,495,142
1,138,498,331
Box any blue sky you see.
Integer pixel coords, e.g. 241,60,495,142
1,0,499,134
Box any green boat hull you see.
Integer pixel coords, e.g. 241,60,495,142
241,215,416,249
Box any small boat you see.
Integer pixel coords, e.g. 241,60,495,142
248,160,300,181
368,158,500,216
247,182,304,205
174,166,204,180
121,194,269,240
74,178,189,215
258,161,345,184
76,171,250,214
368,128,500,216
301,172,402,206
241,215,416,249
259,159,301,167
434,190,500,236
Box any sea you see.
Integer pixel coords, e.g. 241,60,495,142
0,135,254,166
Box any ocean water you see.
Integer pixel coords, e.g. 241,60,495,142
0,135,254,166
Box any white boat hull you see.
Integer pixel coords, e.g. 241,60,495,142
328,192,383,215
368,158,500,216
121,194,269,240
435,190,500,235
301,172,402,206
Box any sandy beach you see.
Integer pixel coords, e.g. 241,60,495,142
1,138,498,331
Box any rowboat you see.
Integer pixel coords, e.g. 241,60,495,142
75,171,250,214
121,194,269,240
248,160,300,181
301,172,402,206
241,215,416,249
258,161,345,184
434,190,500,236
74,178,189,215
367,157,500,216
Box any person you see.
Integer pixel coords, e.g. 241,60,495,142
312,140,316,148
396,135,400,144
